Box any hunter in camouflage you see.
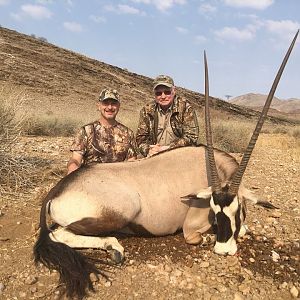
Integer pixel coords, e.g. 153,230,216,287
136,75,199,157
67,88,137,174
70,121,136,165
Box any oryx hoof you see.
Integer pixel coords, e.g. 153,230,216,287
108,249,124,264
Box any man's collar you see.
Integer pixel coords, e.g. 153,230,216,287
158,104,172,114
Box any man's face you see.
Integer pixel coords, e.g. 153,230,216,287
98,99,120,121
154,85,175,110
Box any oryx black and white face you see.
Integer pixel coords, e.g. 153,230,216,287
203,30,298,256
210,189,242,255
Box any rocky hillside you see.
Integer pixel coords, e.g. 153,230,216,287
0,26,298,126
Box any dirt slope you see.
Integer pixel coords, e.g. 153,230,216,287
1,26,297,126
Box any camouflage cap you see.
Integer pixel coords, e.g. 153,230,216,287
153,75,174,90
99,88,120,102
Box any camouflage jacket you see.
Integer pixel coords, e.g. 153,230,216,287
136,95,199,157
70,120,137,165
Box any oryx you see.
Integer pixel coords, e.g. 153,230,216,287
33,31,298,299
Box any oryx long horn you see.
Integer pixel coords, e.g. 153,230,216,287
204,51,222,193
229,30,299,194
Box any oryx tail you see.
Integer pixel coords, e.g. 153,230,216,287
33,180,102,299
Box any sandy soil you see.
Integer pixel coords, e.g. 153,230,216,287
0,134,299,300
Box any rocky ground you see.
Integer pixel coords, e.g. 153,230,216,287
0,134,299,300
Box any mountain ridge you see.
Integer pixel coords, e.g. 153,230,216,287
230,93,300,114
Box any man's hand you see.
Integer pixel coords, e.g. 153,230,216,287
67,152,83,174
148,144,170,156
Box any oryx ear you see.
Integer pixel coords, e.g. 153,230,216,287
181,187,212,201
241,188,278,209
240,188,258,204
196,187,212,199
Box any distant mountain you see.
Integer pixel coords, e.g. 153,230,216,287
229,93,300,114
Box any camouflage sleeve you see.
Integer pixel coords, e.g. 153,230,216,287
70,127,88,155
169,103,199,149
126,129,138,160
135,107,151,157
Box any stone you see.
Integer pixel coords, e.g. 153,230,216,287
24,275,38,285
290,286,299,298
199,261,210,268
272,211,282,218
89,273,98,282
271,250,280,262
104,281,112,287
233,292,245,300
0,282,5,293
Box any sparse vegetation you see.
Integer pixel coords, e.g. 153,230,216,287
30,33,48,42
198,118,253,153
291,126,300,139
118,111,139,133
272,126,289,135
0,89,41,194
262,124,300,139
23,115,80,137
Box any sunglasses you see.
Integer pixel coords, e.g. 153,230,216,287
155,90,172,97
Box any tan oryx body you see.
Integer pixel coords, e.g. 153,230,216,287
34,31,298,299
49,146,239,242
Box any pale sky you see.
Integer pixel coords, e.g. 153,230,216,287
0,0,299,100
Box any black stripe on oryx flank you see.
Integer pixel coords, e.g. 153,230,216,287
67,208,129,236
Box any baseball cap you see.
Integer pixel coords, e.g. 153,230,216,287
153,75,174,90
99,88,120,102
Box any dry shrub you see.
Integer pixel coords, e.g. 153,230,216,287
198,119,253,153
0,88,42,194
262,124,300,138
291,126,300,139
272,126,289,135
23,115,80,136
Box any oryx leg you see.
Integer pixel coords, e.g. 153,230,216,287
183,198,215,245
50,227,124,263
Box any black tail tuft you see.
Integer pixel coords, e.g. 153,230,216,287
34,228,107,299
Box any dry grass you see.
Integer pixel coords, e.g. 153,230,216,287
198,118,254,153
118,109,140,133
23,114,81,136
258,133,300,162
0,88,43,194
291,126,300,139
262,124,300,136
